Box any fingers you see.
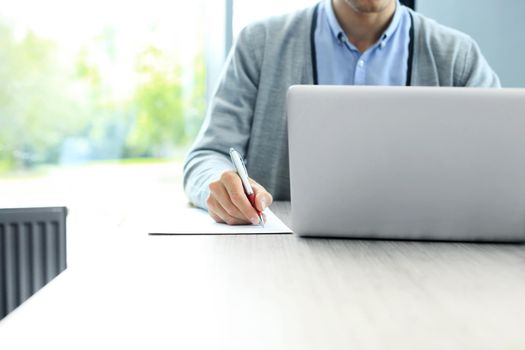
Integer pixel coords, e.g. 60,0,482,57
250,179,273,212
221,172,261,224
209,176,245,219
206,195,248,225
207,171,258,225
207,171,273,225
207,208,223,224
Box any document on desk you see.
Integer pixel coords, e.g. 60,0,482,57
148,207,293,235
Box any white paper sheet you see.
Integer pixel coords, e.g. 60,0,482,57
148,207,293,235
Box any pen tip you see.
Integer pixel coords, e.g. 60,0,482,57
259,215,264,228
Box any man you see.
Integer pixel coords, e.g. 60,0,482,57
183,0,500,225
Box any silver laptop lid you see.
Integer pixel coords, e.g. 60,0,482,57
287,85,525,241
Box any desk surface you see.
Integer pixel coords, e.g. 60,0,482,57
1,201,525,350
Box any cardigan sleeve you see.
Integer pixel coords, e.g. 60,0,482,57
459,38,501,87
183,25,263,209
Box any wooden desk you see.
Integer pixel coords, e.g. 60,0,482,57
1,202,525,349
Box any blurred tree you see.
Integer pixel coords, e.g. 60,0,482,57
0,19,207,172
0,22,88,170
185,52,207,142
74,43,131,161
126,46,188,157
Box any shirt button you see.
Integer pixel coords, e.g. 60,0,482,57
380,42,386,49
358,59,365,68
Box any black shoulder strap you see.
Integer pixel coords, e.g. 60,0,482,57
406,12,415,86
310,4,320,85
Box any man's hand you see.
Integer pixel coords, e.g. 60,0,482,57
207,170,273,225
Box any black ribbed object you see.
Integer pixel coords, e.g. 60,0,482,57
0,207,67,320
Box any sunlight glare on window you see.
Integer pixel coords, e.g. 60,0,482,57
0,0,206,174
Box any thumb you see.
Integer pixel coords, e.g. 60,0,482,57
250,180,273,211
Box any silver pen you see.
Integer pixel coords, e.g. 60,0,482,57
229,148,264,227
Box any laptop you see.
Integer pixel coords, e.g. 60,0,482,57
287,85,525,241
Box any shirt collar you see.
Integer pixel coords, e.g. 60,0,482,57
323,0,404,48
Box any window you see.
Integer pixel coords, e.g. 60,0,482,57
0,0,207,208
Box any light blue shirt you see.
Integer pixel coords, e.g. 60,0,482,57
314,0,412,85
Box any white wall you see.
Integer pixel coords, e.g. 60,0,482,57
418,0,525,87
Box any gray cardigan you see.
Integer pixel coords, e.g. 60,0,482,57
184,5,501,209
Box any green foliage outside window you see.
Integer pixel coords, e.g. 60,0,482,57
0,21,206,172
